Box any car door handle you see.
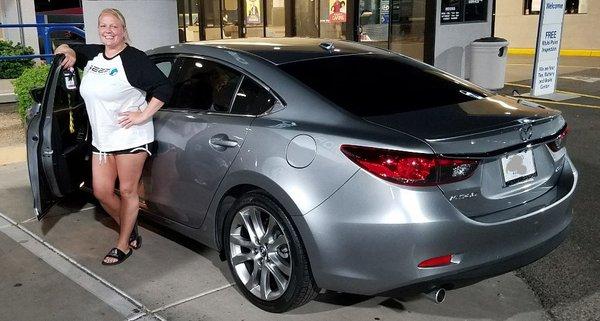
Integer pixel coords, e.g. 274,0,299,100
209,136,238,148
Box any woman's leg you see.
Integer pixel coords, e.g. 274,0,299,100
112,152,148,255
91,154,120,224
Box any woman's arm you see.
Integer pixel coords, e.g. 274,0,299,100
118,97,165,129
54,44,77,69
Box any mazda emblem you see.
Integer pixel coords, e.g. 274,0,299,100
519,124,533,142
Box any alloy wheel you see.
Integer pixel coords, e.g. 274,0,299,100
229,205,292,301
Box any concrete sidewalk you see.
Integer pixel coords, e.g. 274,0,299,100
0,145,26,165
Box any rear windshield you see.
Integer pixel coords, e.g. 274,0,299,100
278,54,491,117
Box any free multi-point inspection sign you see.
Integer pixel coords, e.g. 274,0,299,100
532,0,566,97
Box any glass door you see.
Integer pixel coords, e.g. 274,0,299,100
222,0,241,38
266,0,286,37
389,0,426,61
202,0,223,40
358,0,389,48
243,0,265,37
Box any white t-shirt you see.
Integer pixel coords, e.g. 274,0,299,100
74,45,171,152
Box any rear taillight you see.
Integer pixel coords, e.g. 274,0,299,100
547,126,569,152
340,145,479,186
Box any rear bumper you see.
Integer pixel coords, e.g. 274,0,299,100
292,155,577,296
377,224,569,297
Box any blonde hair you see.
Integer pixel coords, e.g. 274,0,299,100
98,8,130,43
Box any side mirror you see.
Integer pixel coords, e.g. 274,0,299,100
30,87,44,104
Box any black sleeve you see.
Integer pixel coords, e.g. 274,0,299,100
121,47,173,103
70,44,104,70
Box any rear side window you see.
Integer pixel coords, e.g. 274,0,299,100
230,77,277,115
278,54,491,117
155,61,173,77
167,57,242,112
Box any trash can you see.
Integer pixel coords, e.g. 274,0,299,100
470,37,509,90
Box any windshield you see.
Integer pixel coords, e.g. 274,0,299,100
278,54,491,117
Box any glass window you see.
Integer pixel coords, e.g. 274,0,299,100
266,0,286,37
278,54,491,117
295,0,319,37
155,61,173,77
358,0,389,49
390,0,427,61
231,77,277,115
177,0,187,42
204,0,222,40
524,0,587,14
222,0,241,38
167,58,242,112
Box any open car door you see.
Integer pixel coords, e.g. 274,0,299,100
26,54,91,220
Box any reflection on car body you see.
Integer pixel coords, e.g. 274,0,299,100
27,38,577,313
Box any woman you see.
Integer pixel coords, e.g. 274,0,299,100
54,8,172,265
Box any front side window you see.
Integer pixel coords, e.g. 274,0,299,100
230,77,277,115
167,58,242,112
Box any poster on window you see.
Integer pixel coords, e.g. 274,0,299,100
380,0,390,24
246,0,261,25
329,0,347,23
440,0,463,24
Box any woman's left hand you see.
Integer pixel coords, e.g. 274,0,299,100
118,111,147,128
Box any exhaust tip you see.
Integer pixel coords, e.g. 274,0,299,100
424,288,446,304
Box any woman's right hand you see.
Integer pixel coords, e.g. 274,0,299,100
54,44,77,69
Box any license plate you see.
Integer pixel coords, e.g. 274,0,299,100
501,149,537,186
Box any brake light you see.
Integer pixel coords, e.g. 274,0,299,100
340,145,479,186
547,126,569,152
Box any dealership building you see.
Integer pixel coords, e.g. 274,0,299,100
1,0,598,76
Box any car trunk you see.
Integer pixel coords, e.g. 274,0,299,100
365,95,568,219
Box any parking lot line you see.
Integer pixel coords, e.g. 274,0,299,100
505,82,600,101
149,283,235,314
20,216,37,224
519,99,600,110
0,211,164,320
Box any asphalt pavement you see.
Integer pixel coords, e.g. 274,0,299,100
1,55,599,321
500,56,600,321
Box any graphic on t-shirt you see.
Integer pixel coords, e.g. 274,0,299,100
109,68,119,76
89,65,113,75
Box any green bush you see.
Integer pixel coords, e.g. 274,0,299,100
0,40,35,79
12,64,50,122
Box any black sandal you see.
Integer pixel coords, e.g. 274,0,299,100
101,247,132,265
129,223,142,250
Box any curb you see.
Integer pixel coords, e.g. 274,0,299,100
0,145,26,166
509,48,600,57
0,93,17,104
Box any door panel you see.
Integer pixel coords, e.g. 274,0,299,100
27,56,90,219
143,112,252,227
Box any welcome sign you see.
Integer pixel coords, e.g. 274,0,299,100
531,0,566,97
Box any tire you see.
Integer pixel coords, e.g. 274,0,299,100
223,191,318,312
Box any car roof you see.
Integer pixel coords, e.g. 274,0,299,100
151,38,381,65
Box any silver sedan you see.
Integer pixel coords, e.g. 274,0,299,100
27,38,577,312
